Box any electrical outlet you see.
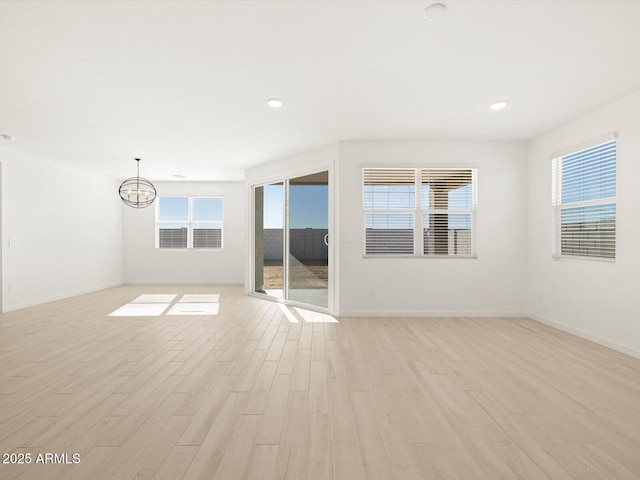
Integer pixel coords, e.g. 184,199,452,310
368,287,375,296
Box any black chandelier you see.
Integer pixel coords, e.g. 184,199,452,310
119,158,157,208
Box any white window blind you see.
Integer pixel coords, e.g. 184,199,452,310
363,168,416,255
421,169,475,256
552,138,616,260
192,197,224,249
362,168,476,256
156,197,224,249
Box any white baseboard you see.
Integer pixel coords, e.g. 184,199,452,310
336,310,526,318
526,312,640,360
124,281,244,286
2,282,124,313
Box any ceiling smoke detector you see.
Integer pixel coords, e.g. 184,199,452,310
423,3,446,21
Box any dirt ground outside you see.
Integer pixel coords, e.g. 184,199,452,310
263,265,328,289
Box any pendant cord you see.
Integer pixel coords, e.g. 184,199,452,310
136,158,140,202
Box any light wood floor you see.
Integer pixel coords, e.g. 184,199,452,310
1,285,639,480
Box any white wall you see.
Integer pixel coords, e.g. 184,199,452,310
123,181,245,284
1,147,123,311
244,144,338,185
338,140,527,316
526,89,640,358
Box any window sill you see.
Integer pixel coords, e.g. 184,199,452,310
363,254,478,259
552,254,614,263
155,248,224,252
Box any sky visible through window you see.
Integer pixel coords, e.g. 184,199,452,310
158,197,188,221
561,140,616,223
363,184,472,229
263,184,328,229
158,197,223,222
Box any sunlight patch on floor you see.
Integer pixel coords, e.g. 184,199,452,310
293,307,338,323
277,304,338,324
278,303,299,323
179,294,220,303
109,303,170,316
167,303,220,315
131,294,177,303
109,293,220,317
264,289,284,299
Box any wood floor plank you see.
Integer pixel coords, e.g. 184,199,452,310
413,444,458,480
212,414,261,480
311,331,326,361
298,324,313,350
349,391,395,480
243,361,279,414
276,340,298,375
150,445,199,480
375,412,427,480
177,375,237,446
181,391,248,479
265,332,288,362
327,375,358,444
307,413,332,480
309,360,329,414
290,348,311,392
232,349,268,391
173,361,228,414
254,374,292,444
245,444,279,480
271,391,308,480
332,443,366,480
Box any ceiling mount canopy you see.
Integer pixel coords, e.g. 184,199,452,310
119,158,157,208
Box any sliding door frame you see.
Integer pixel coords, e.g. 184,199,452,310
249,164,335,315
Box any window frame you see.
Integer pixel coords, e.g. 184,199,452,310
551,136,616,262
362,167,477,258
155,196,224,250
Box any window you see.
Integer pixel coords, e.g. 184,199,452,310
552,138,616,260
363,168,476,256
156,197,223,249
363,168,415,255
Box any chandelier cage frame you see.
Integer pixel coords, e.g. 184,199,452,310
119,158,157,209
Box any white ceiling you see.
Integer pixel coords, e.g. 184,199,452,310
1,0,640,181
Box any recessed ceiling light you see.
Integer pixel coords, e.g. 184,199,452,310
423,3,446,21
489,101,509,111
1,134,16,141
172,174,186,179
266,98,284,109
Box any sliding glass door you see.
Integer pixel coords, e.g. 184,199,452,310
253,171,329,310
254,182,284,300
287,172,329,308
